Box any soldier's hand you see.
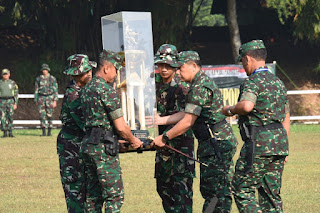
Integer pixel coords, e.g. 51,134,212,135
154,112,164,125
53,101,57,108
151,135,165,148
130,137,143,149
14,104,17,110
221,105,231,116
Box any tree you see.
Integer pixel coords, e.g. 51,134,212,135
266,0,320,43
226,0,241,63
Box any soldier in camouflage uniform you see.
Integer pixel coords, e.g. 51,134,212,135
153,44,195,213
57,54,96,213
222,40,290,213
153,51,238,212
80,49,143,213
34,63,59,136
0,69,18,137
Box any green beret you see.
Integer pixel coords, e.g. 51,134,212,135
2,68,10,75
99,49,124,72
174,51,200,67
64,54,97,76
41,63,51,72
154,44,179,68
237,40,266,61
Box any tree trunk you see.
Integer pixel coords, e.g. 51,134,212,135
226,0,241,63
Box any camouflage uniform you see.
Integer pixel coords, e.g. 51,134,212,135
0,69,18,137
57,54,96,213
154,44,195,213
232,40,289,213
177,51,238,213
34,64,59,132
80,50,124,213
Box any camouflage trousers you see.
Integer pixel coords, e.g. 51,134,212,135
198,139,237,213
155,149,195,213
0,98,15,131
80,138,124,213
37,95,55,128
232,153,286,213
57,131,86,213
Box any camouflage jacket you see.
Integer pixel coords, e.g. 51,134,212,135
185,71,237,157
34,74,59,102
80,75,123,131
0,79,19,104
59,80,85,134
156,73,194,147
238,67,289,156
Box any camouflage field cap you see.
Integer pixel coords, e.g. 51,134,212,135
237,40,266,61
99,49,124,71
154,44,179,67
64,54,97,75
40,63,51,72
174,51,200,67
2,68,10,75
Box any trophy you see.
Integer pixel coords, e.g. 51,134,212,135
101,11,157,151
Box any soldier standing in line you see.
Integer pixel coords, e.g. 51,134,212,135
34,63,59,136
80,49,143,212
57,54,96,212
152,51,238,213
153,44,195,213
222,40,290,213
0,68,18,138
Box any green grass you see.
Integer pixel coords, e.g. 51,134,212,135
0,125,319,212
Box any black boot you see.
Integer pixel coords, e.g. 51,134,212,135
8,130,14,137
47,128,52,136
2,131,7,138
41,128,46,136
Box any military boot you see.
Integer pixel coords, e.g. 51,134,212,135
47,128,52,136
41,128,46,136
2,131,7,138
8,130,14,137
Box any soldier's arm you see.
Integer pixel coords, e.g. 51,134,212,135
113,117,143,149
153,113,197,147
34,78,39,103
13,81,19,105
155,111,185,125
223,100,255,116
53,77,59,101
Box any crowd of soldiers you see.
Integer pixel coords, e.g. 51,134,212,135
0,39,290,213
0,64,58,138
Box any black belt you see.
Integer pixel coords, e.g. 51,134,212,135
61,127,85,137
254,122,283,133
209,119,227,131
0,97,14,100
39,93,53,96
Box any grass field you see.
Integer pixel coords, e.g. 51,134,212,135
0,125,319,213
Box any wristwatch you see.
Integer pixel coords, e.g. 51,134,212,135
162,132,170,143
227,107,234,116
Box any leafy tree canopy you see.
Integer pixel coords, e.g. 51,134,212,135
266,0,320,43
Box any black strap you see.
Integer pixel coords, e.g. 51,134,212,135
0,97,14,99
61,127,85,137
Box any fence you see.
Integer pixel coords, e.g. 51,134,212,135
12,90,320,126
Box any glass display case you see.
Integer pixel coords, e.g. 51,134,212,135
101,12,157,150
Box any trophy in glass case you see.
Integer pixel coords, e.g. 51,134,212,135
101,11,157,151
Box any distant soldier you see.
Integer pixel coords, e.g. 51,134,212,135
153,51,238,212
0,68,18,137
34,63,59,136
80,49,143,212
57,54,96,212
222,40,290,212
153,44,195,212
